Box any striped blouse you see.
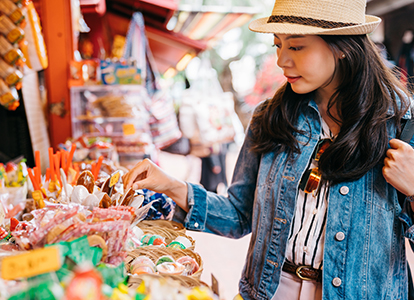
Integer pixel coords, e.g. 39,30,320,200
285,118,333,269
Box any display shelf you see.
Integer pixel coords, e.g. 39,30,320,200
70,84,155,167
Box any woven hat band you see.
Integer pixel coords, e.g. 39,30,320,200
267,15,359,29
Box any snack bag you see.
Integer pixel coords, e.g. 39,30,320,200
0,35,25,66
0,15,24,44
0,58,23,88
0,0,25,26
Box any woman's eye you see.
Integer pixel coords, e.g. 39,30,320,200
290,46,303,51
272,44,281,48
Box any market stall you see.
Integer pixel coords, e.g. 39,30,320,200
0,149,217,299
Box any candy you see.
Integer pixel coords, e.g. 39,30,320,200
140,234,166,246
167,236,192,250
176,256,200,276
156,261,185,275
76,170,95,193
130,256,156,275
155,255,174,266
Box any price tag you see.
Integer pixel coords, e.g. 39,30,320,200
1,246,61,280
109,171,120,188
122,123,136,136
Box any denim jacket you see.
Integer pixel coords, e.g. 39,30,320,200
174,99,414,300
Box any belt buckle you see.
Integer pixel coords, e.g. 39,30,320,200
295,265,312,281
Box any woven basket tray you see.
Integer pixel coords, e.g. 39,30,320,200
125,246,203,280
138,220,185,232
127,273,209,290
138,225,195,251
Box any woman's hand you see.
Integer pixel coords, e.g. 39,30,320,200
383,139,414,197
122,158,189,212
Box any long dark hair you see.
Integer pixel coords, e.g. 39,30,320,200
249,35,411,184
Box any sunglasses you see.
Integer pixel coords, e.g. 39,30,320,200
299,138,332,196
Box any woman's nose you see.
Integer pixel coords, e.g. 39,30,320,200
276,48,290,69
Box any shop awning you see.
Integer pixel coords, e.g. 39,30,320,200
103,0,258,74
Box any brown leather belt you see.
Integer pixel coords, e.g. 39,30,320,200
282,260,322,282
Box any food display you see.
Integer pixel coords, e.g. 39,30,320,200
0,0,48,110
0,147,217,299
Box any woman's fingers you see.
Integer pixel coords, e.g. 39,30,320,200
383,139,414,196
122,159,152,190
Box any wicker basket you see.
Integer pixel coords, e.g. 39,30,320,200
127,273,209,290
125,246,203,280
138,220,185,232
138,225,195,251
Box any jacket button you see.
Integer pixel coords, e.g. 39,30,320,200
339,186,349,195
332,277,342,287
335,232,345,241
194,222,199,228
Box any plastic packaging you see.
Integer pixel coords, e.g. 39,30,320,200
0,35,25,66
130,256,156,275
176,256,199,276
0,78,19,110
141,234,166,246
0,0,25,25
0,57,23,88
156,261,185,275
0,15,24,44
167,236,192,250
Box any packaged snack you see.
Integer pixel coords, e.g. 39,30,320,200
100,59,141,85
155,255,174,266
140,234,166,246
130,256,156,275
0,35,25,66
0,0,25,26
176,256,199,276
156,261,185,275
0,58,23,88
167,236,192,250
0,15,24,44
0,78,19,110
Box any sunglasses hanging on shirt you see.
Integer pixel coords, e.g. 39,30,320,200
299,138,332,196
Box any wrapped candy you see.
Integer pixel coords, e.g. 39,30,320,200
130,256,156,275
0,0,25,26
155,255,174,266
0,57,22,90
0,35,24,66
176,256,199,276
141,234,166,246
0,14,24,44
156,261,185,276
167,236,192,250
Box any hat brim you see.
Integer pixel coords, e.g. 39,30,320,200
249,15,381,35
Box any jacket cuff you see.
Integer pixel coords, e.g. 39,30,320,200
172,182,207,231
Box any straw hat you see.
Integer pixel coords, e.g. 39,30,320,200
249,0,381,35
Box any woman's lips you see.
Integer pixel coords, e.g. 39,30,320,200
286,76,301,84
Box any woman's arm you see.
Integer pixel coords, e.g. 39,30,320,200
122,127,261,238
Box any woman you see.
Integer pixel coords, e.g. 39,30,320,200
123,0,414,299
